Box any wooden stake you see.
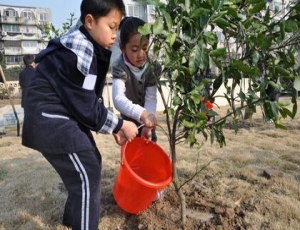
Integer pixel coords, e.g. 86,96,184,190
0,65,20,136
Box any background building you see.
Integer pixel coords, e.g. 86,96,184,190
0,1,155,69
110,1,155,64
0,4,51,68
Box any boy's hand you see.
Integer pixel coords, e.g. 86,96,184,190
113,132,126,146
114,120,138,145
121,120,138,142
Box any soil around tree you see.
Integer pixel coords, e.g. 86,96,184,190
1,98,300,230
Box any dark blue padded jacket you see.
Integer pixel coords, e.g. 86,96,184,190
22,26,122,154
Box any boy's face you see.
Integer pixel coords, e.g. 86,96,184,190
121,34,149,68
85,9,122,49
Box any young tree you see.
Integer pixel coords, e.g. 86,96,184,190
139,0,299,227
40,13,77,40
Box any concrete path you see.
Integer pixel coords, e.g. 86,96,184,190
0,104,23,133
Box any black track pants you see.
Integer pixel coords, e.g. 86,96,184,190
42,149,102,230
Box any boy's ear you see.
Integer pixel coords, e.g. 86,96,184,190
84,14,94,29
119,44,125,53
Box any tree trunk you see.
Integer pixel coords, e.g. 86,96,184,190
170,141,187,229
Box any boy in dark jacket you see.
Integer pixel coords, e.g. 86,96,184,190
22,0,138,229
19,54,35,108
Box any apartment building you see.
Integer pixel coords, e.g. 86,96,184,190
0,1,155,69
0,4,51,68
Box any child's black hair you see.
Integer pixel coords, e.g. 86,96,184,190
23,54,34,66
119,16,150,48
80,0,126,23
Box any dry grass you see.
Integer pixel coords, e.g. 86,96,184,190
0,98,300,229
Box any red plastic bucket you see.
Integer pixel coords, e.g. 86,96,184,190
113,137,172,214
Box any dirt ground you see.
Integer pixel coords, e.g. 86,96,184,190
1,98,300,230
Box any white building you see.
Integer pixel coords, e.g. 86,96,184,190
0,4,51,68
0,2,155,68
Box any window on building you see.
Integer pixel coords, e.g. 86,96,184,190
23,10,33,19
22,41,38,48
4,8,18,17
39,13,49,21
4,40,21,48
148,5,155,15
23,26,37,34
128,5,140,17
3,25,20,33
6,56,23,64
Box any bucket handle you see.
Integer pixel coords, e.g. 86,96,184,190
120,123,171,165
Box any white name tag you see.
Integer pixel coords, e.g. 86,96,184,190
82,74,96,90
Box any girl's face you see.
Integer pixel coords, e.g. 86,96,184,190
84,9,122,49
121,34,149,68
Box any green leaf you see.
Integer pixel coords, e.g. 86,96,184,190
280,22,285,41
191,8,209,19
259,36,273,50
213,75,223,91
246,0,263,3
293,3,300,11
249,2,266,15
227,7,238,18
138,23,152,35
189,44,202,74
252,51,260,65
212,58,222,69
211,0,221,10
275,66,290,77
161,10,172,31
183,120,195,128
173,95,181,106
274,122,287,130
199,11,210,27
224,0,242,5
171,69,179,80
153,18,164,35
285,20,298,33
187,133,197,144
232,60,253,74
166,33,177,46
209,47,226,57
204,31,218,46
279,107,293,118
278,100,290,107
190,90,202,104
263,8,270,23
213,18,230,29
152,43,160,61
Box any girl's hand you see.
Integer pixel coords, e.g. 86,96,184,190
140,111,157,128
141,126,152,142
